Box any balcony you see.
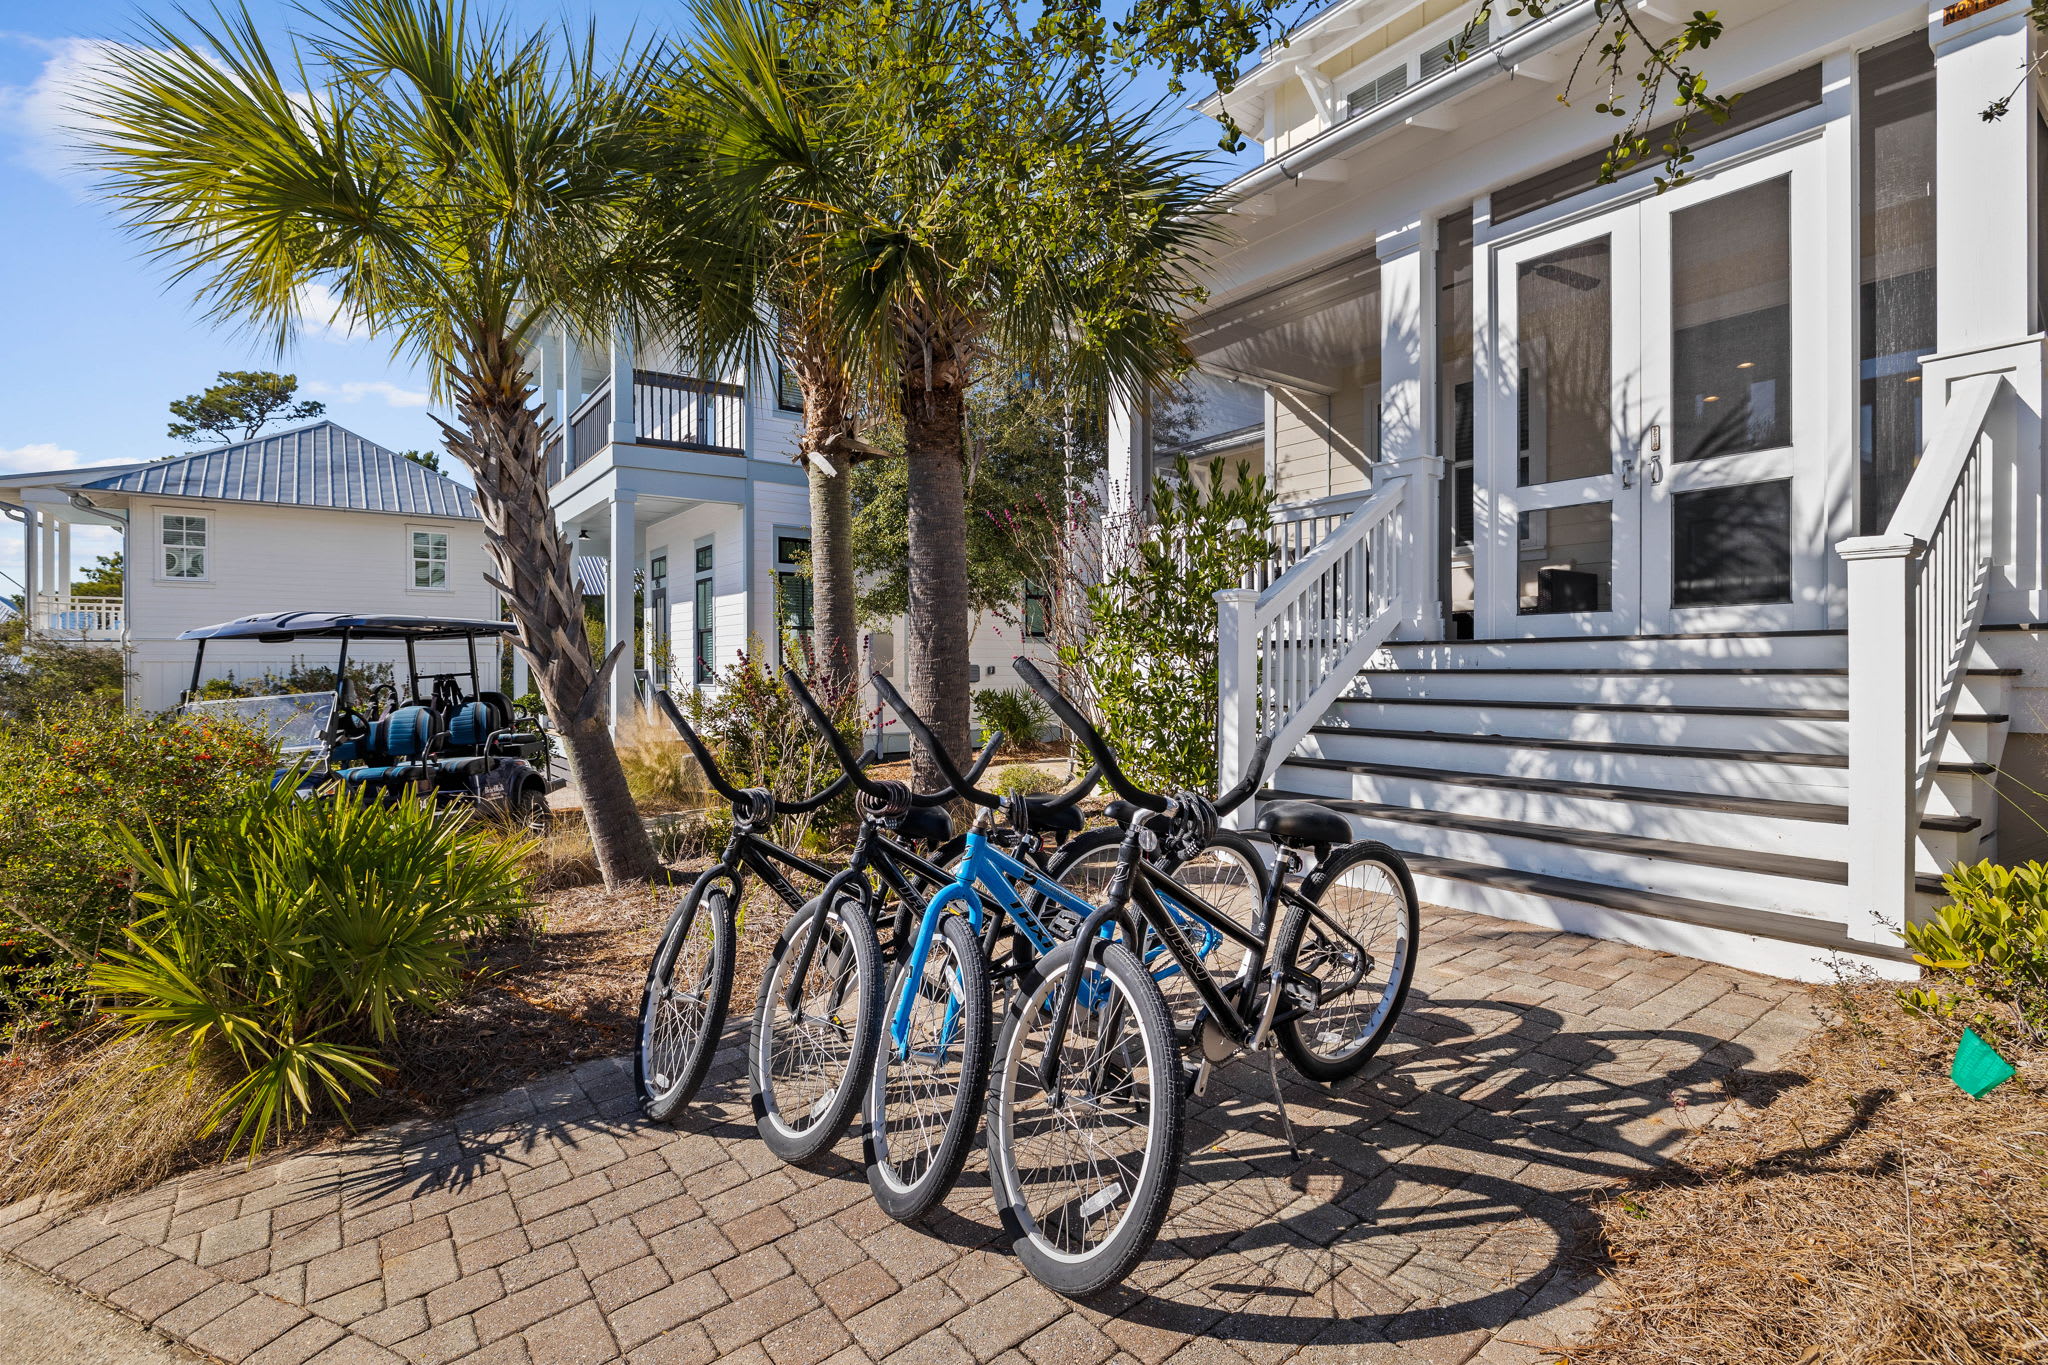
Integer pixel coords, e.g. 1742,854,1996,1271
32,593,123,640
547,370,746,485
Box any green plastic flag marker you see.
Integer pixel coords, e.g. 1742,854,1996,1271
1951,1027,2017,1099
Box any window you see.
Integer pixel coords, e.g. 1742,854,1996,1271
411,529,450,589
1023,583,1050,639
162,513,207,579
1346,65,1408,119
693,541,715,684
776,360,804,413
1434,16,1489,73
648,554,670,687
775,533,813,664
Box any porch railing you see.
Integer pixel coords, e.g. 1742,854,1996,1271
31,593,123,639
549,370,748,484
1216,480,1407,800
1839,369,2015,941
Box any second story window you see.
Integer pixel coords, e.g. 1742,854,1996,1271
411,529,450,589
1346,64,1407,119
1023,583,1050,639
777,360,804,413
162,513,207,579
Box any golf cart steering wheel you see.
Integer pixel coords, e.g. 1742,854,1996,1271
364,682,400,719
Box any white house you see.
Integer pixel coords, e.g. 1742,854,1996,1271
524,327,1053,743
0,422,495,711
1111,0,2048,980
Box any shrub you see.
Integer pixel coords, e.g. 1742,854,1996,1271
0,701,277,1026
1065,456,1275,791
1900,859,2048,1049
683,644,861,850
616,716,711,815
0,619,126,721
92,784,534,1156
989,763,1059,798
973,686,1054,752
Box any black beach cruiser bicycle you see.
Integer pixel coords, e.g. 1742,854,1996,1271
984,659,1422,1297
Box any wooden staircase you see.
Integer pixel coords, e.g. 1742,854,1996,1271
1262,629,2015,979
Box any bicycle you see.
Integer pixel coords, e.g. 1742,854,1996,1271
985,658,1421,1297
635,690,873,1124
749,674,1004,1166
783,670,1109,1218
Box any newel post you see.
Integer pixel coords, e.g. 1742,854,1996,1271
1837,533,1925,944
1215,587,1261,819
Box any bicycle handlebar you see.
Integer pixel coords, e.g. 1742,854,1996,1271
782,669,996,810
656,688,874,815
1009,658,1274,815
870,672,1003,810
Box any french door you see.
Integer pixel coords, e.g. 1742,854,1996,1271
1484,139,1828,636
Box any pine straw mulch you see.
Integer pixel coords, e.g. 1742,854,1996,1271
0,869,811,1209
1570,981,2048,1365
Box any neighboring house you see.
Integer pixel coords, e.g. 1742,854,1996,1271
0,422,493,711
1108,0,2048,980
524,328,1052,748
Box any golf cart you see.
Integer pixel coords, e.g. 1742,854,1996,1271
177,612,560,829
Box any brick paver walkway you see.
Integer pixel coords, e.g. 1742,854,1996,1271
0,908,1820,1365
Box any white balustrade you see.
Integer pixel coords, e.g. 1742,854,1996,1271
1216,481,1407,800
31,593,124,639
1838,370,2013,942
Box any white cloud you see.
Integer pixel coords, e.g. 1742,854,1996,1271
303,379,431,409
0,442,88,474
0,36,133,185
292,282,373,342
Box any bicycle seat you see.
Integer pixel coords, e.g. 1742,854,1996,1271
1021,796,1084,836
1256,800,1351,850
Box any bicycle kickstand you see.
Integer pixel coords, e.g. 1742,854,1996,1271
1259,1048,1304,1163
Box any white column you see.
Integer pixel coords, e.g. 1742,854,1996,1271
1375,224,1443,639
56,520,71,595
538,328,564,431
1926,0,2048,618
606,493,638,727
1105,387,1149,530
608,329,636,446
560,327,581,419
1837,534,1922,942
1213,586,1260,818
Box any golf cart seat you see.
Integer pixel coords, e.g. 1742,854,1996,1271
337,704,438,793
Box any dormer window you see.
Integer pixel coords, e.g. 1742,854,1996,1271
1347,65,1409,119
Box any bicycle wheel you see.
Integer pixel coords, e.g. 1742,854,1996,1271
986,938,1182,1298
1272,842,1419,1084
1048,826,1266,1031
749,891,884,1164
636,881,737,1122
864,913,992,1221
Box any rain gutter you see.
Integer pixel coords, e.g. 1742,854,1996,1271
1211,0,1603,208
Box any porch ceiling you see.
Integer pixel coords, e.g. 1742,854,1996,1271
1188,250,1381,392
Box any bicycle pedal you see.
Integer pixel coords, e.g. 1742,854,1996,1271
1270,969,1323,1026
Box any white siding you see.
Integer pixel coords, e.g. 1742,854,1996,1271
121,498,493,712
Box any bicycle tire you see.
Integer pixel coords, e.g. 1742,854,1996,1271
986,938,1182,1298
749,891,884,1164
1272,841,1420,1084
863,913,993,1221
636,882,737,1123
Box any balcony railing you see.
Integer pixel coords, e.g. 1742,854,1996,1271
32,593,123,639
550,370,747,483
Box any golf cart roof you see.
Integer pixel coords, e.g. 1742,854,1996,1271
179,612,514,643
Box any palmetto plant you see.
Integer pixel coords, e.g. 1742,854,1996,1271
645,0,1223,784
92,785,532,1157
82,0,662,884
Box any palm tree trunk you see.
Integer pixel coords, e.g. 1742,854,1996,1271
901,377,971,792
442,354,658,887
802,399,859,694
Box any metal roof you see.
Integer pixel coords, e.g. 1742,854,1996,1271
80,421,478,519
179,612,513,642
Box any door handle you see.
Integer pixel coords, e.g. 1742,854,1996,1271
1619,456,1636,489
1646,454,1665,485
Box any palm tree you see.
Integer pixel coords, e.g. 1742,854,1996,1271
640,0,877,691
657,0,1223,784
84,0,662,885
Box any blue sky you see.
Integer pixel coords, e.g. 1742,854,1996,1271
0,0,1253,582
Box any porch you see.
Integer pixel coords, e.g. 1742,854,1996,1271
1118,0,2048,979
29,593,124,640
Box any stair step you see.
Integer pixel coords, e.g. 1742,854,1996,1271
1274,759,1982,833
1341,696,1850,720
1308,725,1996,775
1273,793,1851,883
1390,849,1916,962
1362,666,2016,676
1428,628,1846,645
